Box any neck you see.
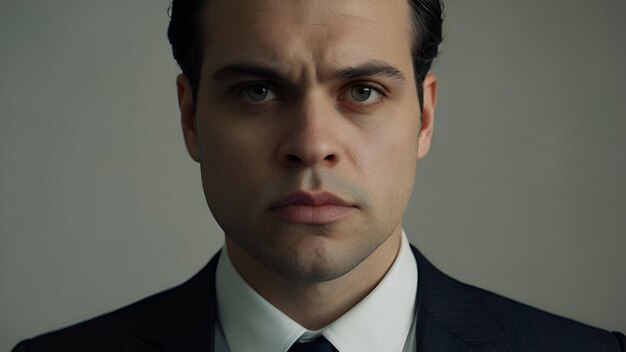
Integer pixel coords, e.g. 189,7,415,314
226,228,402,330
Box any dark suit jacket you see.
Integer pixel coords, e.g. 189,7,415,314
13,246,626,351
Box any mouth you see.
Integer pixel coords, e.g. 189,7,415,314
269,191,355,224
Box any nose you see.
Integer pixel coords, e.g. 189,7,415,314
277,99,342,168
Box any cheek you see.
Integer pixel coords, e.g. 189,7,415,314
197,118,271,197
359,114,419,216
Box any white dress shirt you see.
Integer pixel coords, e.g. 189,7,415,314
215,230,418,352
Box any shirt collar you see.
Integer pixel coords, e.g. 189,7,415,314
216,230,418,352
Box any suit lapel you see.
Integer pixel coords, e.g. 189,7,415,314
124,252,222,352
164,318,216,352
411,246,510,351
165,252,220,352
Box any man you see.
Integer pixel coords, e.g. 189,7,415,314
13,0,625,351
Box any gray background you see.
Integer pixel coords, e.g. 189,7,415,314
1,0,624,349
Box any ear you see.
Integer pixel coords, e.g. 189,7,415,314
177,74,200,162
417,74,437,160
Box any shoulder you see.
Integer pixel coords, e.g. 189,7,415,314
12,254,220,352
410,245,624,351
470,283,623,351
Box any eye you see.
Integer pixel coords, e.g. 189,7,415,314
239,84,277,104
347,84,382,105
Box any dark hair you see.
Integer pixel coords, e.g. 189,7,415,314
167,0,443,109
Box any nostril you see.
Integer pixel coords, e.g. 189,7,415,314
287,154,301,164
281,153,337,166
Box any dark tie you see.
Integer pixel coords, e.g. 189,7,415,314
287,337,338,352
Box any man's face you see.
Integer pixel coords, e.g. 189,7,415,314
179,0,436,282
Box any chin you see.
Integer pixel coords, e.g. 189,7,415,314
269,256,360,283
261,235,373,283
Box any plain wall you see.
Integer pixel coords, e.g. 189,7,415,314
1,0,624,349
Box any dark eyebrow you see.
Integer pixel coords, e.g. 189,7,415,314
211,60,406,84
212,64,288,83
335,61,406,83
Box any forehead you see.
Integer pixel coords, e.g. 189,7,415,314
201,0,415,78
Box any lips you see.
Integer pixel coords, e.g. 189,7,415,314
270,191,355,224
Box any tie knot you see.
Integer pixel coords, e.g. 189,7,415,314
288,336,338,352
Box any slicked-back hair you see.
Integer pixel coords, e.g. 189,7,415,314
167,0,443,110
